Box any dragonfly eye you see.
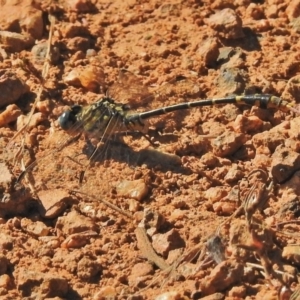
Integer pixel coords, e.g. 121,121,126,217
58,105,82,130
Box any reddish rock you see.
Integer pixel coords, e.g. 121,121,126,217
152,229,185,257
206,9,244,39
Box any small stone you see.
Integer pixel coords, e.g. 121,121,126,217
16,112,46,131
0,274,11,289
61,231,98,249
0,163,13,186
204,187,228,203
252,131,285,153
0,71,29,108
152,229,185,257
86,49,97,57
64,65,105,92
67,37,91,52
116,179,149,201
213,200,238,216
200,153,219,168
0,31,34,52
131,262,154,278
77,257,101,281
212,131,246,157
197,37,220,66
215,68,247,95
206,8,244,39
56,210,98,235
233,115,263,133
128,198,141,212
200,260,244,295
224,164,243,183
271,146,300,183
0,104,22,127
20,218,50,237
38,189,71,219
62,23,90,38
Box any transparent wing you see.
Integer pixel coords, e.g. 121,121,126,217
108,69,153,109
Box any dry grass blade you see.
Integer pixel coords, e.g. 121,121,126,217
9,15,56,177
73,190,133,219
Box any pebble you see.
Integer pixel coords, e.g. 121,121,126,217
204,187,228,203
233,115,263,133
0,71,29,108
116,179,149,201
56,210,99,235
212,131,246,157
252,131,286,153
215,68,247,95
200,153,219,168
16,112,46,132
37,189,71,219
0,274,11,289
197,37,220,66
61,231,98,249
64,65,106,92
130,262,154,277
67,36,91,52
128,262,154,287
61,23,90,38
213,200,238,216
200,260,244,295
0,31,34,52
152,228,185,256
206,8,244,39
77,257,102,281
20,218,50,237
0,104,22,127
224,164,243,183
271,145,300,183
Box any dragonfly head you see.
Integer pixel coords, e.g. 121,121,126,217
58,105,82,131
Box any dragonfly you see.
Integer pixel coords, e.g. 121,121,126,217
13,70,298,209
